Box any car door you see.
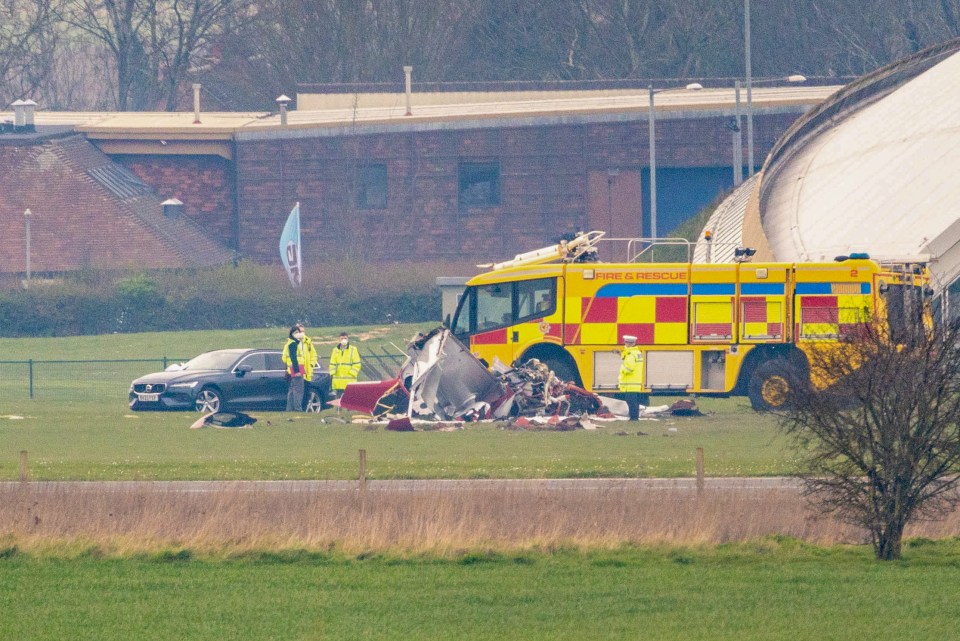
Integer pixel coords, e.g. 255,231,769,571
263,351,292,410
227,352,277,409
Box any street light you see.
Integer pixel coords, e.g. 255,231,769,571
23,208,32,285
745,0,753,176
648,82,702,240
743,74,807,175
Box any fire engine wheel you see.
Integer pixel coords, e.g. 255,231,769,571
748,360,798,412
541,356,581,386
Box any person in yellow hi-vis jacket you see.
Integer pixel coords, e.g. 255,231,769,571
329,332,362,398
618,335,644,421
282,323,318,412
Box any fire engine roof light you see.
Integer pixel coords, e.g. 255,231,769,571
849,252,870,259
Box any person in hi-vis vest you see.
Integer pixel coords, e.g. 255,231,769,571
329,332,361,398
618,335,644,421
282,324,318,412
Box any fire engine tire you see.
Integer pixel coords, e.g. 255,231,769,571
542,356,582,386
748,359,799,412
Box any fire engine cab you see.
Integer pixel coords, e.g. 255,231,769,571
450,231,929,410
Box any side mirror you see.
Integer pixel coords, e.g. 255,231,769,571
235,364,253,376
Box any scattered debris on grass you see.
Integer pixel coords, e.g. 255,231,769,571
331,327,707,432
190,411,257,429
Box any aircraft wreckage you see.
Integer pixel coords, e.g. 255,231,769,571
334,327,685,425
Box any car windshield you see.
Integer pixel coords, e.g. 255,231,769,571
181,351,241,371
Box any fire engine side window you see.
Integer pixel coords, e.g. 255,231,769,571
516,278,556,322
451,287,475,337
476,283,513,330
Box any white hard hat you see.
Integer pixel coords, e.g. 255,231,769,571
623,335,637,343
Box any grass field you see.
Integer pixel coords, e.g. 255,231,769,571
2,543,960,641
3,327,960,639
0,324,796,481
0,397,790,480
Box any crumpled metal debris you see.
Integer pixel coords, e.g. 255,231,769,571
338,327,506,419
190,411,257,429
337,326,679,427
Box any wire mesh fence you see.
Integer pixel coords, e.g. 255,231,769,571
0,349,407,402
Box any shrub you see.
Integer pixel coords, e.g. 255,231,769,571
0,260,453,337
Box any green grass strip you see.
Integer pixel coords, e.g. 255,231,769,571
1,541,959,640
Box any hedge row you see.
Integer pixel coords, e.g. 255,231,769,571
0,260,449,337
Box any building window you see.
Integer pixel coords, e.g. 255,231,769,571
357,164,388,209
458,161,500,208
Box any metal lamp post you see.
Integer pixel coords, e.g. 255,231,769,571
23,208,32,285
733,80,743,186
648,85,657,239
745,0,754,176
648,83,702,240
743,74,807,175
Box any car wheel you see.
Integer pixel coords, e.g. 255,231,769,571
748,360,799,412
305,389,324,413
195,387,223,413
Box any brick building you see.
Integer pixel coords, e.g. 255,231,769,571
1,83,838,274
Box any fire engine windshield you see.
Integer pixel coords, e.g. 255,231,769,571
451,277,556,337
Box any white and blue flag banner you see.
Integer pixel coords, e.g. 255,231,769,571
279,202,302,287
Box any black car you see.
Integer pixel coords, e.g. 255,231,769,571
129,349,332,413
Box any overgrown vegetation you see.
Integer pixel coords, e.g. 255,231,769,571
0,260,449,337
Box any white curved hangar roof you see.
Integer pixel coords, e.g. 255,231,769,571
701,38,960,293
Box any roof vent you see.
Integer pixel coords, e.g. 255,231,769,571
162,198,184,218
10,99,36,132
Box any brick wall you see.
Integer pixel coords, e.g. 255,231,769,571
114,154,237,249
109,112,802,264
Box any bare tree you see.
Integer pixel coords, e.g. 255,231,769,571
154,0,236,109
205,0,486,108
0,0,61,105
569,0,741,79
60,0,153,109
42,35,115,110
780,300,960,560
464,0,586,80
59,0,235,110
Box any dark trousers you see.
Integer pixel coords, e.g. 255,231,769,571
624,392,641,421
286,375,305,411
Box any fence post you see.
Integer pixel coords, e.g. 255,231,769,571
28,359,34,399
695,447,705,494
162,356,168,370
358,449,367,492
19,450,28,482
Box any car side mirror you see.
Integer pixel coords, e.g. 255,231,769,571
235,364,253,376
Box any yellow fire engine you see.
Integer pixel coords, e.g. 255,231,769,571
450,231,929,410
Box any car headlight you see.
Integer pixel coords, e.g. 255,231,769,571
169,381,199,389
